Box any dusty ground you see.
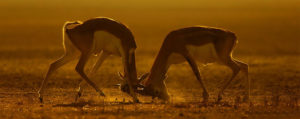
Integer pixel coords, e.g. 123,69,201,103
0,55,299,119
0,0,300,119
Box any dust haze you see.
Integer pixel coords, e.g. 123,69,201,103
0,0,299,119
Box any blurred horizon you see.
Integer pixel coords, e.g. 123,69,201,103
1,0,300,8
0,0,299,57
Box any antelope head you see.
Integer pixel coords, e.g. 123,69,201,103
140,75,170,101
116,72,149,94
117,72,170,101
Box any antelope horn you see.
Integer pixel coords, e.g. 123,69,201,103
163,74,168,80
138,73,150,83
118,72,125,80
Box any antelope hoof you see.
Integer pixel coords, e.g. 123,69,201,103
75,92,82,102
134,99,140,103
78,92,82,97
203,91,209,102
38,92,44,103
39,97,43,103
99,92,106,97
217,95,223,103
242,95,249,103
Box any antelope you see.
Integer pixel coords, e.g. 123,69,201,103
38,17,141,103
122,26,249,102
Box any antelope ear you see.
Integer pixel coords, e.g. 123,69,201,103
75,20,82,24
118,72,125,80
138,73,150,83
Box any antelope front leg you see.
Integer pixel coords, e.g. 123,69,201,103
122,52,139,103
75,53,105,98
39,53,76,103
234,60,250,102
183,52,209,102
217,58,240,102
75,51,109,101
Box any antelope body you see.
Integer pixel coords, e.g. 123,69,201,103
38,17,140,103
136,26,249,102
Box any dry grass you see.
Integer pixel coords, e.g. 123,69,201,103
0,0,300,118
